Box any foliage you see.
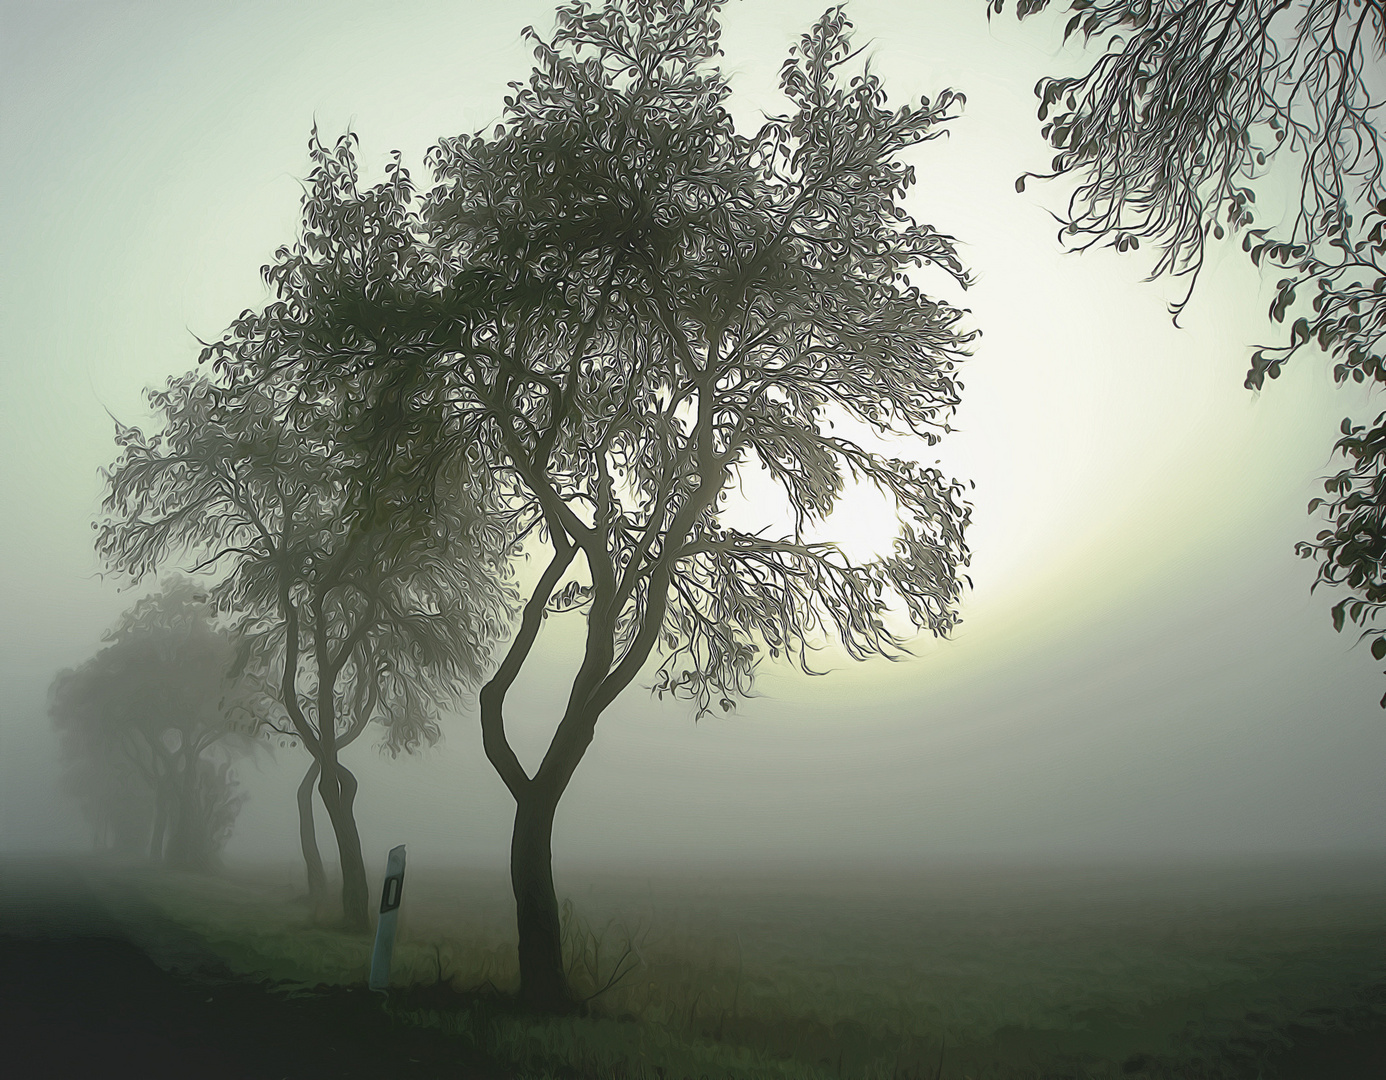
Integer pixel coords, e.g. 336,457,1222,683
200,0,974,1003
97,378,508,764
95,131,517,923
1299,411,1386,703
997,0,1386,692
247,0,974,723
95,129,517,756
47,578,259,867
103,0,971,1001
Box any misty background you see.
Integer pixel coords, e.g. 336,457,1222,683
3,0,1383,875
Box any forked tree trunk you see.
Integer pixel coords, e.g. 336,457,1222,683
511,786,572,1012
296,759,327,906
318,760,369,931
478,535,669,1012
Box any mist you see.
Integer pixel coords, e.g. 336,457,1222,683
4,0,1382,873
3,1,1385,1076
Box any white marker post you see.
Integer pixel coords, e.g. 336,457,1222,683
368,844,406,992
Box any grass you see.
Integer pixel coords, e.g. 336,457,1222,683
110,857,1386,1079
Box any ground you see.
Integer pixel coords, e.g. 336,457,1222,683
4,855,1386,1078
0,856,506,1080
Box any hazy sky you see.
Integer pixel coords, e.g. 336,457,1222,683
3,0,1384,873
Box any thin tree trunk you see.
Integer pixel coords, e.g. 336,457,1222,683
306,588,371,931
511,785,572,1013
296,759,327,906
168,754,201,870
317,759,369,931
149,789,168,863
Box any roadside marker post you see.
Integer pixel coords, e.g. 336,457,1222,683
368,844,406,993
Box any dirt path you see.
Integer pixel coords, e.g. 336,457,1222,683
0,856,509,1079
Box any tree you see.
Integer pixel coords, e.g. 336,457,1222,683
48,578,259,869
290,639,379,911
995,0,1386,695
288,634,432,912
97,296,512,926
224,0,974,1009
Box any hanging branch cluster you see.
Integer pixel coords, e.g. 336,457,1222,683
1002,0,1384,317
999,0,1386,696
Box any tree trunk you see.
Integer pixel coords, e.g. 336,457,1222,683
296,759,327,907
166,755,203,870
148,790,168,863
511,786,573,1012
318,759,369,931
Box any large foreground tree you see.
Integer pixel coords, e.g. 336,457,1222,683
995,0,1386,695
228,0,974,1009
48,579,259,869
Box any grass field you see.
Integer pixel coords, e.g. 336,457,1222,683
116,855,1386,1078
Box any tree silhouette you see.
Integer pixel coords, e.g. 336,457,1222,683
230,0,973,1008
48,579,259,869
996,0,1386,696
290,636,385,911
97,252,512,926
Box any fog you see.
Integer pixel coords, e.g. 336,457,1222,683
3,0,1384,881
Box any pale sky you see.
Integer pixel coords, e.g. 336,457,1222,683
2,0,1383,873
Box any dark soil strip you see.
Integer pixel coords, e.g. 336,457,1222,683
0,857,511,1080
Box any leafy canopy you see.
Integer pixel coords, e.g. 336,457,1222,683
97,157,516,754
48,578,258,862
220,0,975,732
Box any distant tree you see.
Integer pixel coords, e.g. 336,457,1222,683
231,0,974,1009
995,0,1386,696
97,254,513,927
58,750,152,857
48,579,259,869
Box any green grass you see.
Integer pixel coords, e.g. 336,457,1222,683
114,859,1386,1079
